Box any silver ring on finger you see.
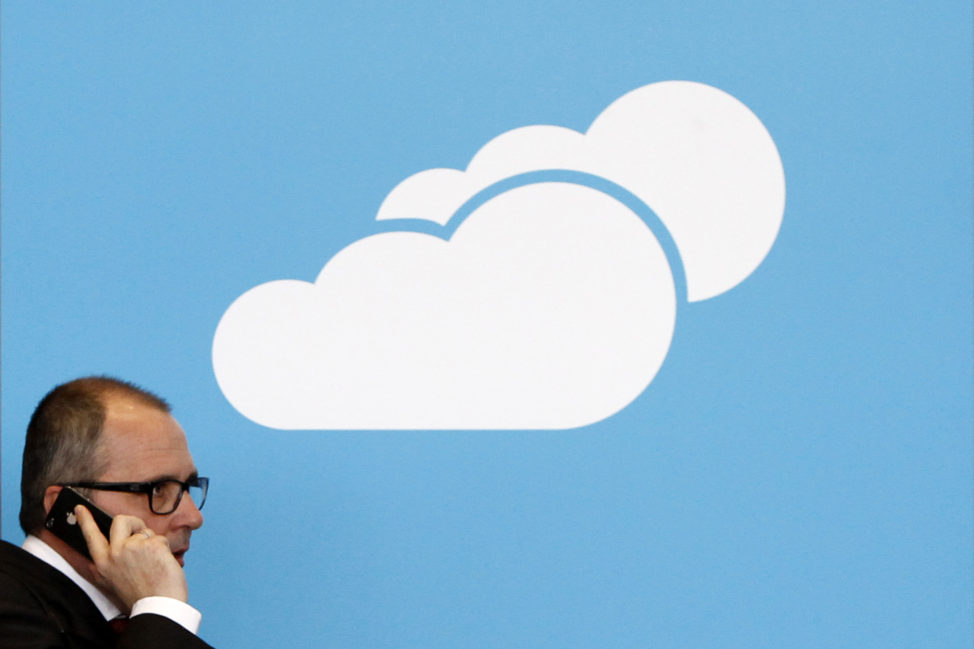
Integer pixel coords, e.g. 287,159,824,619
140,529,151,540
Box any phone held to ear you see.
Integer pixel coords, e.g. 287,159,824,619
45,486,114,560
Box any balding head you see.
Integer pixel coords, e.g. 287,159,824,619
19,376,170,534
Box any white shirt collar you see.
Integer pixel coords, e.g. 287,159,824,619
22,534,122,621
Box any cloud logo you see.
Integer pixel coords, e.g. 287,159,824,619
212,81,785,430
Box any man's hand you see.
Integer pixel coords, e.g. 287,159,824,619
75,505,188,609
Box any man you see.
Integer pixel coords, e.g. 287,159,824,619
0,376,215,648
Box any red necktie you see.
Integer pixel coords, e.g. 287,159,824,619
108,615,128,635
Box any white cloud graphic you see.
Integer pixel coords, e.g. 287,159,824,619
377,81,785,302
212,81,784,430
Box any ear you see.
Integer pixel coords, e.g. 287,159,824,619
42,485,63,517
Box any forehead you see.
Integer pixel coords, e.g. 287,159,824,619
96,396,195,480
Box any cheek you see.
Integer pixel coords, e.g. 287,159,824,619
144,515,173,537
88,491,124,517
90,491,154,523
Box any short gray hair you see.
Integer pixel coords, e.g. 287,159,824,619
19,376,170,534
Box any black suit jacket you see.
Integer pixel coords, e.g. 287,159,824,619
0,540,214,649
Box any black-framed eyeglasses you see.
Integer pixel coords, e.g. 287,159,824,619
60,476,209,515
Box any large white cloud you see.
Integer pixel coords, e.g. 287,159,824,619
213,183,675,429
212,81,784,430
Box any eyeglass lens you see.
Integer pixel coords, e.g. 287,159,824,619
150,480,206,514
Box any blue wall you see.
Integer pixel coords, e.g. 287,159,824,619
2,2,971,648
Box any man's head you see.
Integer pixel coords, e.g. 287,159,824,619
21,377,204,564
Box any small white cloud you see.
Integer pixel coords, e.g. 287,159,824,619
377,81,785,302
213,183,676,429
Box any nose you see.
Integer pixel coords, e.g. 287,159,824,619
173,491,204,530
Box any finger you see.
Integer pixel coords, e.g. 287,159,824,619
74,505,110,563
108,514,148,548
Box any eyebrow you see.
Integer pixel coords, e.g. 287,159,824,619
147,470,199,483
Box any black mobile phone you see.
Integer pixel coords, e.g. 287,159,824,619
45,486,114,560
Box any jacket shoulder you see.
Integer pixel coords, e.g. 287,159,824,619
0,540,112,649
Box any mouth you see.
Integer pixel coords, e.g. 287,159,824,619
172,548,188,567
